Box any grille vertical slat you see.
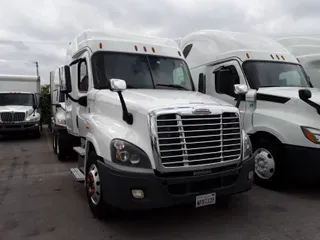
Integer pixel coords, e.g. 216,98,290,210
0,112,25,122
156,112,241,168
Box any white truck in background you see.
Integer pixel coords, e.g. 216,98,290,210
275,36,320,89
0,74,42,138
50,67,69,160
58,29,254,219
178,30,320,189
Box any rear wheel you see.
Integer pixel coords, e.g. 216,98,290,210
52,131,57,154
86,150,111,219
56,135,67,161
33,125,41,139
252,135,285,189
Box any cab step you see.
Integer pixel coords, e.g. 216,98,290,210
73,146,85,156
70,167,85,182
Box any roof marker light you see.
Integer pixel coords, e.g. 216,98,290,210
134,45,138,51
99,42,103,49
178,51,181,56
276,55,280,60
246,53,250,58
270,54,274,59
143,46,147,52
281,55,285,60
152,47,155,53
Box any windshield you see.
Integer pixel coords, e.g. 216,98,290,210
0,93,34,106
92,52,194,91
242,61,311,89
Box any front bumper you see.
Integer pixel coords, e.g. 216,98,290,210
284,144,320,181
97,156,254,210
0,121,39,133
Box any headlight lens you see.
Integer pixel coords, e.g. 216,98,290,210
110,139,151,169
242,130,252,160
26,115,40,122
301,126,320,144
57,118,66,125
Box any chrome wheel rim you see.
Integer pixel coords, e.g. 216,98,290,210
86,164,101,205
254,148,275,180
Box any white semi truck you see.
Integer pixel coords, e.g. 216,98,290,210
0,74,42,138
50,67,69,160
178,30,320,188
58,29,254,219
275,36,320,89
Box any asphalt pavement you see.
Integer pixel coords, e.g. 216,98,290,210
0,127,320,240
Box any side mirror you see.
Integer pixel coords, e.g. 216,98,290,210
234,84,248,108
299,89,312,100
78,96,87,107
61,65,72,93
234,84,248,95
110,79,127,92
55,103,62,108
198,73,206,93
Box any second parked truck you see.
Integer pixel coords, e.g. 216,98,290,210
58,29,254,219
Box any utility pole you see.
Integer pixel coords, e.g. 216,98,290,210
35,61,39,76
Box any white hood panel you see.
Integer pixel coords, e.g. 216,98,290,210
97,89,233,115
257,87,320,104
0,105,33,113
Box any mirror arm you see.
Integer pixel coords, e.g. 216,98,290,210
301,98,320,115
234,94,245,108
66,93,78,103
117,92,133,125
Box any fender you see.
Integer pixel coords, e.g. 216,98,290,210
248,126,286,143
84,132,101,175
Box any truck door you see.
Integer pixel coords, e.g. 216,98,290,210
205,60,250,130
76,51,91,137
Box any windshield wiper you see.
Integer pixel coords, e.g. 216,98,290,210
155,84,188,90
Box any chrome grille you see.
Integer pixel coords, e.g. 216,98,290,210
156,112,241,168
0,112,13,122
13,112,26,122
0,112,25,122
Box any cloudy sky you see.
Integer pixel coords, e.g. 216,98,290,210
0,0,320,84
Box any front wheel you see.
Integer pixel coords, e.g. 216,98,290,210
252,136,285,189
86,151,111,220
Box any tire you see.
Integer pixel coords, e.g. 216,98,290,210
33,125,41,139
252,135,285,189
85,150,111,220
52,131,57,154
56,135,67,161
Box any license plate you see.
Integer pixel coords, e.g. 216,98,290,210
195,192,216,208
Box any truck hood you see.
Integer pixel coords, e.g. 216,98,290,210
101,89,233,114
0,105,33,113
258,87,320,104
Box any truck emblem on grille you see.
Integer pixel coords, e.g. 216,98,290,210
192,108,211,114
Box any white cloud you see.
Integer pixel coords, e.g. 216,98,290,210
0,0,319,84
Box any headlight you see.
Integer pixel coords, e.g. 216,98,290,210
26,115,40,122
242,130,252,160
301,126,320,144
110,139,151,169
57,118,66,125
